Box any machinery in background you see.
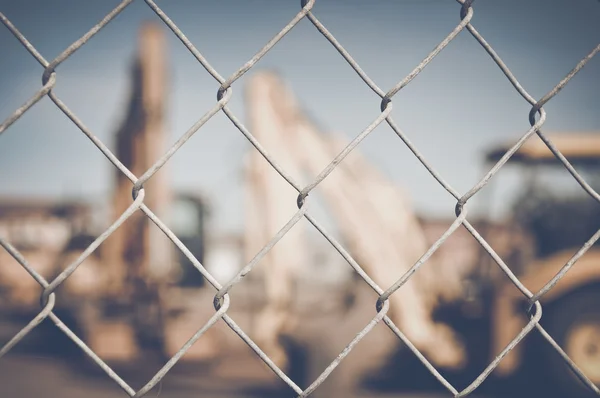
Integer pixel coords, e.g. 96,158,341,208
241,70,600,397
2,19,598,398
242,71,473,373
478,133,600,397
0,22,211,365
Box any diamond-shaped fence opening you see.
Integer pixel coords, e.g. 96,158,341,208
1,0,600,397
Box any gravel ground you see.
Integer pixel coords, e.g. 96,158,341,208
0,282,548,398
0,354,457,398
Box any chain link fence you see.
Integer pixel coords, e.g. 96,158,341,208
1,0,599,396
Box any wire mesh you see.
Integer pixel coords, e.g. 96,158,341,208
1,0,600,396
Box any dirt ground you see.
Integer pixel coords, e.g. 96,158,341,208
0,292,469,398
0,282,555,398
0,354,463,398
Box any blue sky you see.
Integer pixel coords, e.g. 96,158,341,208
0,0,599,234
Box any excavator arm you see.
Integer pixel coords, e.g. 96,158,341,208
243,71,468,370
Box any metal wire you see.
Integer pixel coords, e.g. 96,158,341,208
1,0,599,396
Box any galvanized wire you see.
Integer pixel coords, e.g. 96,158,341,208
1,0,599,396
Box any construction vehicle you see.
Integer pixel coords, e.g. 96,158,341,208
0,22,212,365
240,70,600,397
352,134,600,397
242,70,474,377
480,133,600,397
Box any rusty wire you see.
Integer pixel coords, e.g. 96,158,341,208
1,0,600,396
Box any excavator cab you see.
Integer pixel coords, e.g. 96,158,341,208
170,193,208,288
477,132,600,397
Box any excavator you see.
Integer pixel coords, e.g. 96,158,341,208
243,70,472,376
241,70,600,397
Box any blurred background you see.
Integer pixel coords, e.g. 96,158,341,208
0,0,599,397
